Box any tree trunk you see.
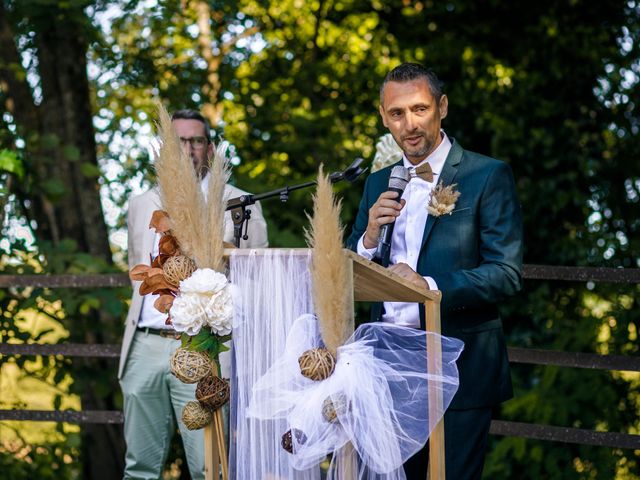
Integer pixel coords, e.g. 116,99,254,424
0,4,125,478
35,20,112,261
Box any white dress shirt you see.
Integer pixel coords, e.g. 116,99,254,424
357,132,452,327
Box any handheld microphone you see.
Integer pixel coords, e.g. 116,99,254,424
374,165,410,266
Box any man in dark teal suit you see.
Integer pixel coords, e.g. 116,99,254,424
347,63,523,479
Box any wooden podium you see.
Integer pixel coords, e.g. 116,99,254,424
206,248,446,480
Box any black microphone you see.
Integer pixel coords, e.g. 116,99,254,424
374,165,410,266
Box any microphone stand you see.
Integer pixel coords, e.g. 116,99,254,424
225,158,367,247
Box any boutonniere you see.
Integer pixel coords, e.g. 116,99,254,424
427,181,461,217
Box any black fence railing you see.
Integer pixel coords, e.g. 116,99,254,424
1,266,639,451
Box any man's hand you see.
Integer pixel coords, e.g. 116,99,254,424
388,262,429,290
363,191,406,249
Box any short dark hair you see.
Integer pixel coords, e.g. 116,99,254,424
171,109,212,142
380,63,445,104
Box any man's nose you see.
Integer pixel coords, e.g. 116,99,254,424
405,112,418,131
180,141,194,156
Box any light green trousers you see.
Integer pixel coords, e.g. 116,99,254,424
120,331,205,480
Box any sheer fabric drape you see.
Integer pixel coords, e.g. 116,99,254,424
229,250,319,479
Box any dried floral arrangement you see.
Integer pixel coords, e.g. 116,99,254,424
128,104,232,463
129,104,232,364
129,210,233,360
427,181,461,217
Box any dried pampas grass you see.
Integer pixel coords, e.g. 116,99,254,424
305,165,354,356
154,102,230,272
203,141,231,272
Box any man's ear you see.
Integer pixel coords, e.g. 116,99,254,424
439,95,449,120
379,105,388,128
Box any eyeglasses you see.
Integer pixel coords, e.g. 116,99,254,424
179,136,208,150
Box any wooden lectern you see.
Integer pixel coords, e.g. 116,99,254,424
206,249,446,480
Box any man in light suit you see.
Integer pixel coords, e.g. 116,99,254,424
119,109,268,479
347,63,523,479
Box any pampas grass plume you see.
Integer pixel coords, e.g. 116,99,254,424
154,102,229,272
305,165,354,355
154,102,207,264
203,141,231,272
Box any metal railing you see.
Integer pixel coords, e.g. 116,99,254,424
1,265,639,450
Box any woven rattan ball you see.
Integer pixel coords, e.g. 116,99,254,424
196,375,230,411
163,255,197,286
321,393,350,423
298,347,335,381
170,348,212,384
182,400,212,430
281,428,307,454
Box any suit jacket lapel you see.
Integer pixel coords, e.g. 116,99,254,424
420,140,463,251
142,189,162,262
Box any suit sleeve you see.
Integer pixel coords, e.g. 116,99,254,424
431,162,523,313
346,176,374,251
127,196,141,272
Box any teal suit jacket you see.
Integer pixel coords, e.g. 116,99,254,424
347,140,523,409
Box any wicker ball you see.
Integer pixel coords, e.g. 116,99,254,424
322,393,350,423
196,375,230,411
182,400,212,430
163,255,197,286
170,348,212,384
298,347,335,381
281,428,307,454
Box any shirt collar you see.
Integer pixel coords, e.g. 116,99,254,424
403,130,451,180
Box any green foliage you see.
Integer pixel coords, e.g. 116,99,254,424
182,329,231,362
0,440,81,480
0,149,24,180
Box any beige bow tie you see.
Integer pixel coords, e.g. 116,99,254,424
410,163,434,182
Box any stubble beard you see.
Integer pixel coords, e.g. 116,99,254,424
397,132,434,163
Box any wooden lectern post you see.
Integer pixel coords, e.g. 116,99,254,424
346,250,446,480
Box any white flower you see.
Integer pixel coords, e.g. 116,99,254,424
179,268,228,295
371,133,403,173
204,287,233,335
170,294,207,335
169,268,234,336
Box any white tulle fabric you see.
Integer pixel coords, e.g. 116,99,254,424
229,249,464,480
229,250,319,480
249,314,464,479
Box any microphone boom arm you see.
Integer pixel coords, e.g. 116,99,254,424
225,158,367,247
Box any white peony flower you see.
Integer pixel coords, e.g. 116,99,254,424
170,294,207,336
179,268,228,295
170,268,234,337
371,133,403,173
204,287,233,336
